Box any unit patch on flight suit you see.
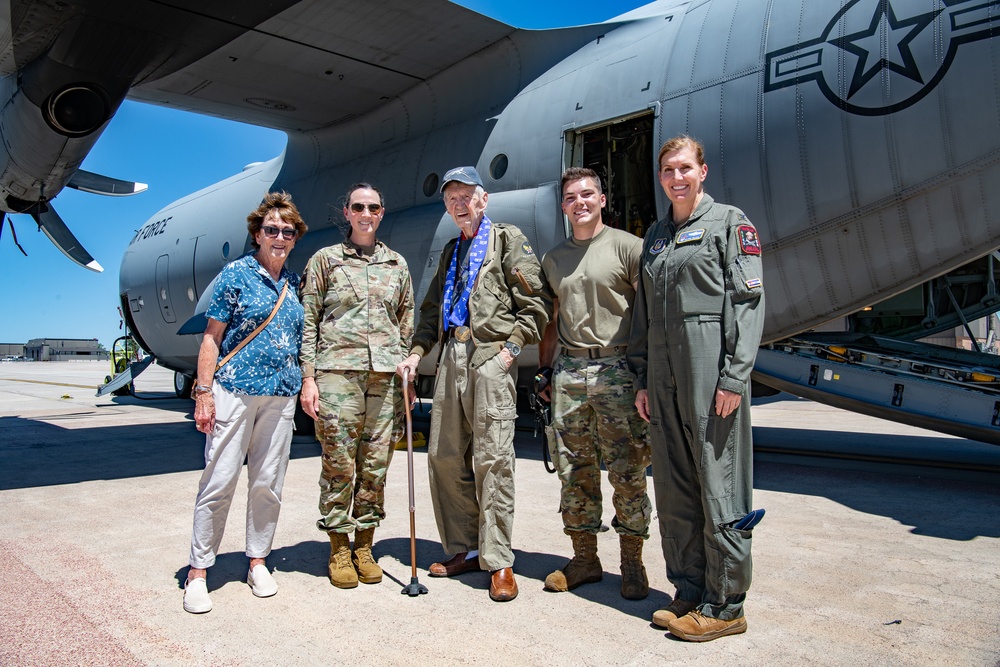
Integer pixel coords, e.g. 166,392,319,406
737,225,761,255
676,228,706,245
746,278,762,289
649,238,668,255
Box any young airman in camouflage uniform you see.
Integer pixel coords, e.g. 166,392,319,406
300,183,414,589
538,167,651,600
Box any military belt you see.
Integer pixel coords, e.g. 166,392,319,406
560,345,625,359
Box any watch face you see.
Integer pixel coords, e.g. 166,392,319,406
506,343,521,356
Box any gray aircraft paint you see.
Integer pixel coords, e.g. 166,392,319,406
3,0,1000,440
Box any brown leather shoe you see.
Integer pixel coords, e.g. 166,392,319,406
489,567,518,602
428,552,482,578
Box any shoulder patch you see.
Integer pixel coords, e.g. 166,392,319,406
521,242,534,255
737,225,761,255
649,238,668,255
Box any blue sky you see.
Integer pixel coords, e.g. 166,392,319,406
0,0,648,349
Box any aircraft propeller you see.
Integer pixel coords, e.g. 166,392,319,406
28,202,104,273
67,170,148,197
8,171,148,272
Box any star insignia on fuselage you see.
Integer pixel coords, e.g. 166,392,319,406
829,0,943,99
763,0,1000,116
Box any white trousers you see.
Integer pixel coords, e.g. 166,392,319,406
189,384,296,568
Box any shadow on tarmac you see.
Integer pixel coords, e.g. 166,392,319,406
0,415,322,491
4,406,998,542
173,536,667,621
754,460,1000,541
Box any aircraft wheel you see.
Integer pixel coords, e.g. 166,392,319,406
174,372,194,399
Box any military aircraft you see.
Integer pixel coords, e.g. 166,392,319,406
4,0,1000,443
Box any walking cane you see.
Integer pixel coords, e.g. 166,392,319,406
400,368,428,597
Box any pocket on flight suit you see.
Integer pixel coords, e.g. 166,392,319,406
697,412,738,520
710,523,753,598
726,256,760,303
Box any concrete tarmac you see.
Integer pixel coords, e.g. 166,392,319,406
1,361,998,666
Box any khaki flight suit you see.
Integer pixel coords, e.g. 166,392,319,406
628,194,765,621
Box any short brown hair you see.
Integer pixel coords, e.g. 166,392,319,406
657,135,705,169
560,167,603,196
247,191,307,249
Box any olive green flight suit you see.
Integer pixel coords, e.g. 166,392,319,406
628,194,765,621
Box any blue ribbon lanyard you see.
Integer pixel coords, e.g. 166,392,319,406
442,216,492,330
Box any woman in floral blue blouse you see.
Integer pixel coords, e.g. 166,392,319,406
183,191,307,614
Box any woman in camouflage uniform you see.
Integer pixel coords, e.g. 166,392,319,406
299,183,414,589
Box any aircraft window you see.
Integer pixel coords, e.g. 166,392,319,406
423,173,439,198
490,154,508,180
222,241,230,259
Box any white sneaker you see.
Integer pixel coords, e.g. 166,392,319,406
183,577,212,614
247,563,277,598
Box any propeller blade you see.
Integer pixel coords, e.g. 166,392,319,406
67,169,148,196
3,214,28,256
30,204,104,272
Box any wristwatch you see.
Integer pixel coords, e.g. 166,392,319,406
193,384,212,395
504,342,521,357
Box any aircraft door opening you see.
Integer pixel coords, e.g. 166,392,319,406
564,113,656,239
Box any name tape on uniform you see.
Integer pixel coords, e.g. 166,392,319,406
676,228,706,245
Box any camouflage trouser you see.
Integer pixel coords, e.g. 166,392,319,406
548,353,651,538
315,370,402,533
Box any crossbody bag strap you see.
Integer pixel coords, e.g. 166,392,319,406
214,281,289,373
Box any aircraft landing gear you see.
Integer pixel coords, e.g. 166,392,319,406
174,372,194,398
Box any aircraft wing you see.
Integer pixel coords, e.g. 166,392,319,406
126,0,517,132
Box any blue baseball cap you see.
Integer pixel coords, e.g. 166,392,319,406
440,166,484,192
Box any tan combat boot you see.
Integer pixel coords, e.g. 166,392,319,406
352,527,382,584
668,610,747,642
620,534,649,600
544,531,602,591
652,597,698,628
328,531,358,589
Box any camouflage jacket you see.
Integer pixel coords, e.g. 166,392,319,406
411,221,550,369
300,240,414,375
